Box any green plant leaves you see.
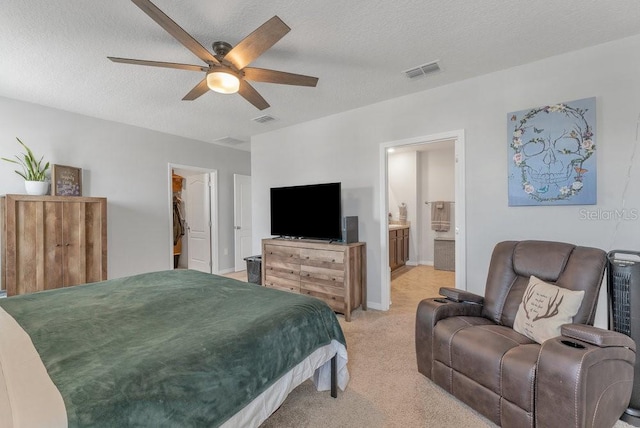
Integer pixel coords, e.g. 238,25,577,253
2,138,49,181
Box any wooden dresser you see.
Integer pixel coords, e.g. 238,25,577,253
1,194,107,296
261,238,366,321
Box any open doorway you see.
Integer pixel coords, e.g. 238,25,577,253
379,130,466,310
168,164,219,274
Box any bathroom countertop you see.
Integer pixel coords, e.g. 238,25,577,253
389,224,409,231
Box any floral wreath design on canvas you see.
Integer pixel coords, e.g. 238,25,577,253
510,103,595,202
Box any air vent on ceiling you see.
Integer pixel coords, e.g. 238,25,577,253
404,60,441,79
252,114,277,124
212,137,246,146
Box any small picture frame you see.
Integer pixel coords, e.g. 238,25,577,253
52,164,82,196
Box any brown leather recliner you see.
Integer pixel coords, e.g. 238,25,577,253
416,240,636,428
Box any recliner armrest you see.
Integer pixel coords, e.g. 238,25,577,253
536,326,636,427
439,287,484,304
415,297,483,379
561,324,636,351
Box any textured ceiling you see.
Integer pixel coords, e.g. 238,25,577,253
2,1,640,151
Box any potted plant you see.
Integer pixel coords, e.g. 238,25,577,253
2,138,50,195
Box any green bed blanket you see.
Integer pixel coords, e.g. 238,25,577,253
0,269,346,427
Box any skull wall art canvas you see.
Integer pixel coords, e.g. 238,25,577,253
508,97,596,206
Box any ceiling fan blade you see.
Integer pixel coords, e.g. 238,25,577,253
182,78,210,101
243,67,318,87
238,80,270,110
224,16,290,70
108,57,207,72
131,0,219,65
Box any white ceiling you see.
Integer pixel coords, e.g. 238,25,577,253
2,1,640,152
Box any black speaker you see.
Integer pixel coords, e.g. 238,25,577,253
342,216,358,243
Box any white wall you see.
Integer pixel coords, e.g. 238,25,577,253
388,151,418,264
0,96,251,278
252,34,640,321
420,146,456,264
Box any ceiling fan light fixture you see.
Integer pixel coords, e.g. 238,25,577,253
206,69,240,94
109,3,317,108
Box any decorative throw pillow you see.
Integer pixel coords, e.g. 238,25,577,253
513,275,585,344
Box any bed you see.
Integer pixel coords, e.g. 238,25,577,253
0,269,349,427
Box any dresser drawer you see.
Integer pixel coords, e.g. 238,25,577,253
264,244,300,262
300,249,344,270
301,282,345,312
264,275,300,293
300,265,344,287
264,260,300,280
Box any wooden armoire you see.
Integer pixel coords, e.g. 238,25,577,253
1,194,107,296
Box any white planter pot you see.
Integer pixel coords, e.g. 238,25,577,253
25,181,49,195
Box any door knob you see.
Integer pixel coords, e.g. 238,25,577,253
234,226,241,230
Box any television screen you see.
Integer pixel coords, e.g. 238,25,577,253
270,182,342,241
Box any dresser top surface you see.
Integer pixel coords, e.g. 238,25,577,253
263,238,364,249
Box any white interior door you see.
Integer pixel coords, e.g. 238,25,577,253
234,174,253,271
186,174,212,273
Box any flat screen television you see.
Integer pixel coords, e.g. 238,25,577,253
270,182,342,241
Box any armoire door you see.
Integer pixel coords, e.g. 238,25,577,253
22,199,87,291
81,200,106,284
61,201,86,287
2,195,107,296
11,198,49,294
59,200,106,287
43,200,65,290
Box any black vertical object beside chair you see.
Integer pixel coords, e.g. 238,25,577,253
609,250,640,426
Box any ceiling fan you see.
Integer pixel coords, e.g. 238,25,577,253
108,0,318,110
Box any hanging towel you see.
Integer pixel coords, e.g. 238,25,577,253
431,201,450,232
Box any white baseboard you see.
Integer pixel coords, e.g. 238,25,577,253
366,301,386,311
419,260,434,266
217,267,236,275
